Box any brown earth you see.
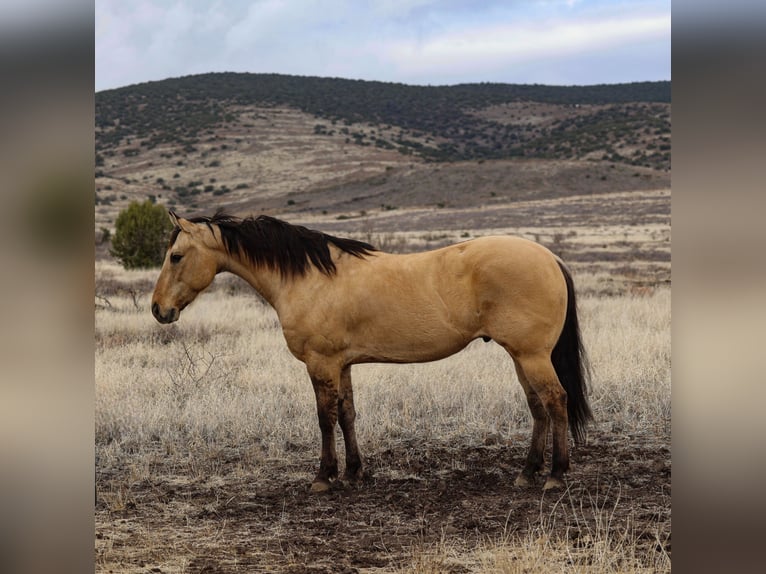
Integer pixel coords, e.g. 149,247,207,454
95,430,670,573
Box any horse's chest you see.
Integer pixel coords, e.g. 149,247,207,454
280,321,347,362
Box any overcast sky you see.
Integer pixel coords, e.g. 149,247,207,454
95,0,670,92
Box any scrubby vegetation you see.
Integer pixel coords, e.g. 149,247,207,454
96,73,670,168
109,199,173,269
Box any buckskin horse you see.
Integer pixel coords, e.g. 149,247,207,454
151,211,592,492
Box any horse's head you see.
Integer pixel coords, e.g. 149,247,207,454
151,211,220,324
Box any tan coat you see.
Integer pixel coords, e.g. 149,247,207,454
152,213,590,492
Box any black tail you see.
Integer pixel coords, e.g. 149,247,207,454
552,261,593,445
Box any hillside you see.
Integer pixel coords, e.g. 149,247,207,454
95,73,670,232
96,73,670,165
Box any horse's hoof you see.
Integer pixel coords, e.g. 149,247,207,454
310,479,332,493
341,470,364,484
543,476,565,491
514,473,534,487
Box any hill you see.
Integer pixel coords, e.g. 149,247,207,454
96,73,670,166
95,73,670,232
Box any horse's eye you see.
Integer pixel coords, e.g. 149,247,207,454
170,253,183,264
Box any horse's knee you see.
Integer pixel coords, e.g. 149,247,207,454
311,372,339,411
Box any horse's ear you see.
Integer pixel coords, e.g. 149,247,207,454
176,216,197,235
168,209,195,234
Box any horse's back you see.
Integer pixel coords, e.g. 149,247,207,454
358,235,566,349
284,234,568,365
454,235,565,298
352,235,565,311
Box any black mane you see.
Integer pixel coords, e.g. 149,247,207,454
172,212,376,277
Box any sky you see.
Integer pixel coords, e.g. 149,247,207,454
94,0,671,92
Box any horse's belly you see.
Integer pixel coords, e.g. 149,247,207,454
348,323,472,364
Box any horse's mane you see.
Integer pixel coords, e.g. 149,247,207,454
172,212,376,277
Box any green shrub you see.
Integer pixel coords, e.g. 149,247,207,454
110,200,173,269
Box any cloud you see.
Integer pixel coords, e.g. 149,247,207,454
376,12,670,82
96,1,238,89
95,1,670,91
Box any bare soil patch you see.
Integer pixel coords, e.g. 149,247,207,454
96,430,669,573
243,158,668,217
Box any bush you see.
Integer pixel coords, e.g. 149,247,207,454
110,200,173,269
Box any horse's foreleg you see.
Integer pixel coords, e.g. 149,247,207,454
309,372,340,492
513,362,550,487
516,354,569,490
338,366,363,482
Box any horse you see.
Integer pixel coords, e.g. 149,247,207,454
151,211,592,492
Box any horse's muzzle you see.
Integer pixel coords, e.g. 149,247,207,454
152,302,178,324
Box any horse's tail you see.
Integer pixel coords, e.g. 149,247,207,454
552,260,593,445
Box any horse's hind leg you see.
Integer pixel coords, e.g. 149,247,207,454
514,353,570,490
338,366,363,482
512,361,550,487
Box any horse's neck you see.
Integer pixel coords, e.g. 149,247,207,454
219,252,286,309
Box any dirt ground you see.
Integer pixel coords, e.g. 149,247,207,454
95,429,670,573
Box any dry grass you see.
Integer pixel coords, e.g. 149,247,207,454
95,264,669,457
406,494,671,574
95,260,670,572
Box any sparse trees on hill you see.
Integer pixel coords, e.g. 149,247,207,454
110,200,173,269
95,74,672,169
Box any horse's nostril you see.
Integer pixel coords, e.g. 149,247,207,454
151,302,160,319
